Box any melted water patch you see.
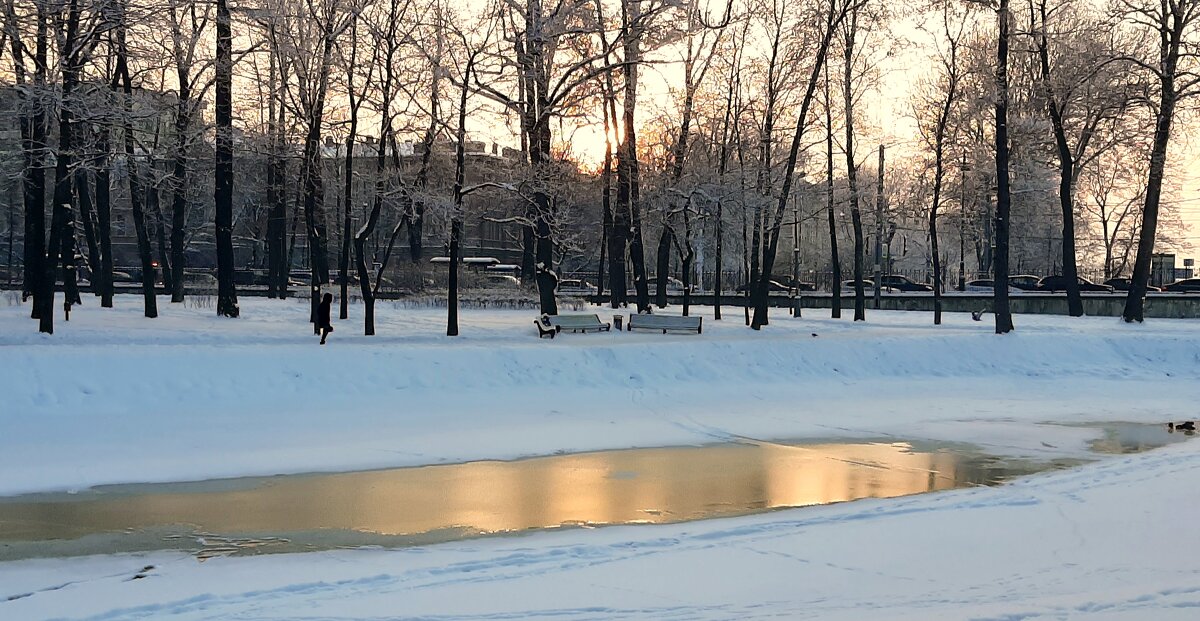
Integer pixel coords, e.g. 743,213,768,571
0,424,1183,561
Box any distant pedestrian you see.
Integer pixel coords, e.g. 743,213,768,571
318,292,334,345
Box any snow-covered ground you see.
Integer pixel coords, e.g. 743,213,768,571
2,294,1199,619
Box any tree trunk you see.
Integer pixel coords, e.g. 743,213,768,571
714,199,723,320
301,27,338,331
146,182,171,293
74,170,102,298
605,89,627,308
1123,100,1175,322
655,226,671,308
168,100,191,304
824,58,841,319
599,93,615,303
447,53,475,336
96,129,114,307
928,149,946,325
447,218,462,335
842,11,865,322
530,113,559,315
12,3,48,315
116,2,157,317
355,129,385,336
620,0,649,313
680,203,694,317
39,0,87,333
214,0,238,318
993,0,1014,333
267,41,289,299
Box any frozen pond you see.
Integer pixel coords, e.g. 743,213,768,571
0,424,1190,561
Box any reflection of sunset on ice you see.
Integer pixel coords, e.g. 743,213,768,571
0,439,1030,550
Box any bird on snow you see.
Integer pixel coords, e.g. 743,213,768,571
1168,421,1195,432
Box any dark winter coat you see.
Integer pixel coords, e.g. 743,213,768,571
318,298,333,330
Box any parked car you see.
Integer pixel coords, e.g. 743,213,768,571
126,267,163,285
779,277,819,291
1103,277,1161,292
1008,274,1042,291
840,278,875,292
485,264,522,277
182,272,219,288
735,280,790,293
232,269,270,287
0,266,21,282
645,276,689,294
484,274,521,288
1037,275,1114,293
558,278,598,296
1162,277,1200,293
430,256,501,271
876,274,933,292
964,279,1020,294
964,279,994,293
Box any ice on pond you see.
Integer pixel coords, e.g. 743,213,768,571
0,424,1184,561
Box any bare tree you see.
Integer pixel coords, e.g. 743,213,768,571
750,0,860,329
915,3,968,325
273,0,357,330
1029,0,1136,316
475,0,641,315
165,0,212,303
1115,0,1200,321
823,47,841,319
353,0,414,336
1080,142,1145,278
4,0,49,314
115,0,159,318
840,1,866,321
337,10,370,320
38,0,109,332
659,0,728,314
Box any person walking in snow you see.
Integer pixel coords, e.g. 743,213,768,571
318,292,334,345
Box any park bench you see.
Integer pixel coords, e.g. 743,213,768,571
627,313,703,334
534,313,611,338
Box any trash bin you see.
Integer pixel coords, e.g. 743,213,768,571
613,314,623,331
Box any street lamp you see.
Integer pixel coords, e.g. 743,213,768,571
959,154,969,291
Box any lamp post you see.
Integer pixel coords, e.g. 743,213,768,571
959,154,969,291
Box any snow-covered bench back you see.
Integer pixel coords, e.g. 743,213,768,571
627,314,703,334
547,314,611,333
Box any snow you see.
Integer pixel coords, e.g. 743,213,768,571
2,294,1200,619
